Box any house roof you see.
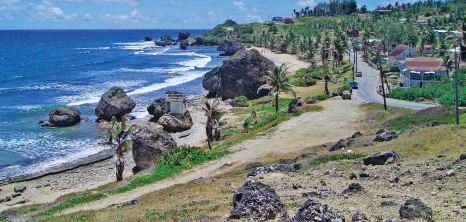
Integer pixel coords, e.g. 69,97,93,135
402,57,442,71
389,44,408,57
284,17,292,20
424,45,432,50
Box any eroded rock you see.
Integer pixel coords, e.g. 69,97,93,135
290,198,345,222
363,150,399,165
95,87,136,120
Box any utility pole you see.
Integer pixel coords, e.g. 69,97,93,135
378,49,387,110
353,41,356,81
355,40,358,74
455,47,460,125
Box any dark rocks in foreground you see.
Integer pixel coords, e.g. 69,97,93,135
230,180,288,220
341,182,364,194
352,212,368,221
203,48,273,100
40,106,81,127
399,198,433,221
363,149,399,165
95,87,136,121
374,131,399,142
131,125,177,170
290,198,345,222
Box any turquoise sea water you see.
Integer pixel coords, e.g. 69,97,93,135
0,30,224,180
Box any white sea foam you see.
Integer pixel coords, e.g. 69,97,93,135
178,54,211,68
114,41,157,50
20,83,72,91
133,47,170,55
76,47,110,50
131,111,149,119
128,71,206,96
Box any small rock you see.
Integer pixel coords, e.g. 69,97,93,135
290,198,345,221
324,170,330,175
6,198,30,206
11,193,21,198
351,131,362,138
446,169,455,177
461,205,466,209
248,164,297,177
399,198,433,221
5,196,11,202
437,154,446,158
278,158,295,164
431,121,442,126
224,162,232,166
381,201,399,206
376,129,385,134
389,177,400,183
14,186,26,193
401,181,414,186
352,212,368,221
359,173,370,178
0,198,4,203
460,153,466,160
341,183,363,194
431,192,437,196
436,166,446,171
349,173,357,180
363,150,399,165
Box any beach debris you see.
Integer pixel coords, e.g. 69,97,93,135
363,150,399,165
290,198,345,222
229,180,288,220
95,87,136,121
40,107,81,127
217,39,244,56
203,48,273,100
14,186,26,193
399,198,433,221
247,164,297,177
131,125,177,170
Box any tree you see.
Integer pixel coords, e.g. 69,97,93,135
199,96,222,149
258,64,296,112
461,15,466,61
323,71,331,95
100,115,136,181
442,55,453,76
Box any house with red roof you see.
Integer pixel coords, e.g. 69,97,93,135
283,17,294,24
345,29,359,38
399,57,466,88
388,44,419,63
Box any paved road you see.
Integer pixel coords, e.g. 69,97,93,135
351,53,435,110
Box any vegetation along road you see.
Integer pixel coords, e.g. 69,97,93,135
352,52,436,110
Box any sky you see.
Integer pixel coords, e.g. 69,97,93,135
0,0,421,30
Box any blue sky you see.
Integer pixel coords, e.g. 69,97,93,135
0,0,420,29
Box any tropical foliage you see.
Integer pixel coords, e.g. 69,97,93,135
258,64,296,112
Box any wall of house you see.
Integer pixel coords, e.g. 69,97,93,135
397,47,419,61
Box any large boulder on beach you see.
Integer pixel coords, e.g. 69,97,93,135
178,32,190,41
230,180,288,220
95,87,136,120
217,40,245,56
147,98,167,120
40,107,81,127
157,112,193,132
131,125,177,170
203,48,273,100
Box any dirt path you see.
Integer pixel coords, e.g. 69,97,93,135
60,97,361,215
251,47,308,74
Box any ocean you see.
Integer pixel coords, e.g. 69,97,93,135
0,29,225,180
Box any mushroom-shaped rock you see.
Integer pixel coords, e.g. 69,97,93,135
41,107,81,127
131,125,177,170
230,180,288,220
95,87,136,120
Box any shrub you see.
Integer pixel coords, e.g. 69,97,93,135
235,96,248,102
309,153,367,166
315,94,329,101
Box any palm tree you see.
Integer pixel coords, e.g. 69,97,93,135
258,64,296,113
100,115,136,181
199,96,222,149
442,55,453,76
324,71,331,95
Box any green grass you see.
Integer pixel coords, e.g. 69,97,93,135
38,148,230,217
386,112,466,131
38,193,106,216
309,153,367,166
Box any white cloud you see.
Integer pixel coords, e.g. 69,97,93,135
98,9,149,24
65,0,139,6
31,1,77,21
170,0,183,5
296,0,315,7
233,1,246,11
246,8,261,22
0,0,19,5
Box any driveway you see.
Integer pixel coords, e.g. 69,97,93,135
351,52,435,110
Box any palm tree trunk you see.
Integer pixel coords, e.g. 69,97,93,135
116,157,124,181
275,93,279,113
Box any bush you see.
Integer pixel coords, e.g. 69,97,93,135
222,19,237,27
315,94,329,101
235,96,248,102
339,84,351,92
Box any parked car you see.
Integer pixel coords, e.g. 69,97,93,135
350,81,358,89
356,71,362,77
342,91,352,100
